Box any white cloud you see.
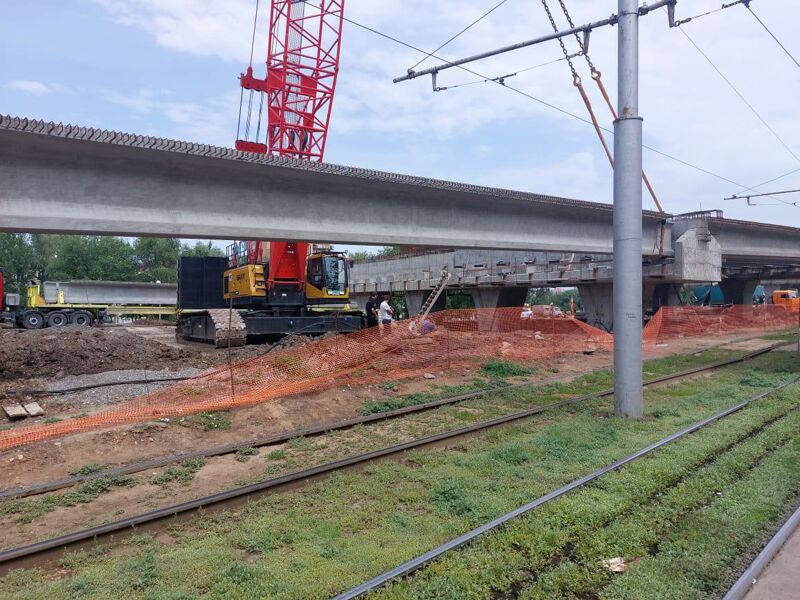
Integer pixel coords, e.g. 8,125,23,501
7,79,54,96
88,0,800,226
94,0,257,62
100,87,238,145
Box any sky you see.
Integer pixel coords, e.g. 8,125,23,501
1,0,799,255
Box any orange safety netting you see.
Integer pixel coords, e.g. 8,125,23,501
644,304,798,345
0,308,611,451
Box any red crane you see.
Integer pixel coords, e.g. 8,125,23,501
233,0,345,292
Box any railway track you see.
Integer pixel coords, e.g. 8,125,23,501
0,343,790,576
723,504,800,600
335,375,800,599
0,343,782,501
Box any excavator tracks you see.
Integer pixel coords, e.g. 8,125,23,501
177,309,247,347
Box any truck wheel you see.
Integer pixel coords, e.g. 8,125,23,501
69,311,93,326
46,312,68,327
22,311,44,330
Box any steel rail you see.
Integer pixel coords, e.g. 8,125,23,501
0,345,790,574
335,375,800,599
722,504,800,600
0,343,780,501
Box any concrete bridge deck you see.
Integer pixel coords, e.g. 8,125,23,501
0,115,668,254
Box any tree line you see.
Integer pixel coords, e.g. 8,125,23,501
0,234,223,293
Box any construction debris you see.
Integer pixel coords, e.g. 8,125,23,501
3,404,28,419
23,402,45,417
601,557,629,573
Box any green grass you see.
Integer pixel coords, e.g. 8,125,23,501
1,350,796,599
194,412,231,431
0,475,134,524
360,380,491,416
235,447,259,463
266,448,287,461
360,348,750,418
150,458,206,487
69,463,105,476
481,359,537,378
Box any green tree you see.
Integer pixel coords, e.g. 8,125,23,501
134,238,181,283
91,237,138,280
180,241,225,258
29,234,64,277
350,250,374,261
48,236,138,281
0,233,35,293
376,246,401,258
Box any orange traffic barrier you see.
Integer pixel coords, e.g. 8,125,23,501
644,304,797,345
0,308,611,451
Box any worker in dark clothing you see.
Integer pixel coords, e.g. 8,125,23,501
365,292,380,328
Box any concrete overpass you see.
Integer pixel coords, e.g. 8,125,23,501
1,114,797,330
0,115,669,254
350,210,800,328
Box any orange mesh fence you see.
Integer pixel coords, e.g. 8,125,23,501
644,304,798,345
0,308,612,451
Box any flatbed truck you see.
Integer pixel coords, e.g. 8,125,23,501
0,269,176,329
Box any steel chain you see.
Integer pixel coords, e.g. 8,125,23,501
556,0,596,72
540,0,577,78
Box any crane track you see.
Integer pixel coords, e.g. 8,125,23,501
0,344,788,575
0,343,781,501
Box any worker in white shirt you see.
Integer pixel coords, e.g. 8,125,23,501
378,293,394,329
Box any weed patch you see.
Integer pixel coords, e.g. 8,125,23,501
235,447,259,462
69,463,105,476
194,411,231,431
0,475,133,523
482,358,537,378
151,458,206,487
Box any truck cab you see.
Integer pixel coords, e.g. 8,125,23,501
772,290,799,313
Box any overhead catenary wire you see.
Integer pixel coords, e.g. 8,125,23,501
674,19,800,167
745,3,800,71
312,2,790,202
672,0,751,27
408,0,514,72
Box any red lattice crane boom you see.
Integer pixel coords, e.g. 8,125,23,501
234,0,345,283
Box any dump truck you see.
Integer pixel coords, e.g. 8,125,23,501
0,269,177,329
771,289,799,312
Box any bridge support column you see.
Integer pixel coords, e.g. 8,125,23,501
470,288,528,331
405,290,446,316
652,283,682,311
719,279,759,305
470,288,528,309
580,283,657,331
579,284,614,331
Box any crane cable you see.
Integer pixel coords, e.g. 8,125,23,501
238,0,264,144
541,0,665,214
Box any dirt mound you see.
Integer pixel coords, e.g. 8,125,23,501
0,326,193,381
